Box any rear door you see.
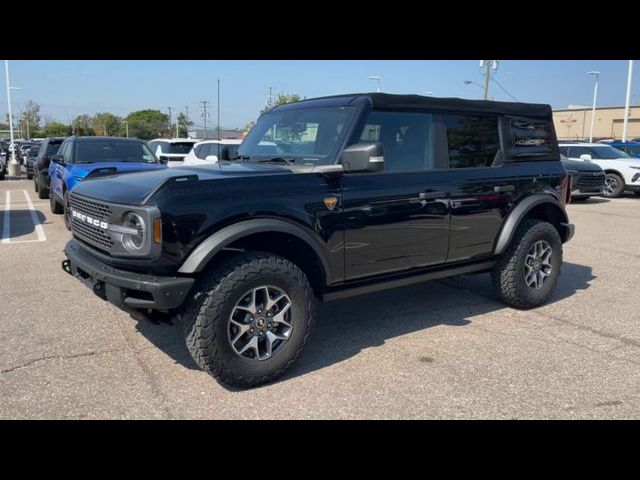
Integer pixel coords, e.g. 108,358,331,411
441,113,513,262
341,110,452,280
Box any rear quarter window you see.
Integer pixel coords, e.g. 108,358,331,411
505,117,557,159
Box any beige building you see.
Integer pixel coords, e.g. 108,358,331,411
553,105,640,140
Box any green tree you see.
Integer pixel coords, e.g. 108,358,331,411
41,122,72,137
72,115,95,136
20,100,41,138
127,109,169,140
261,92,302,115
92,112,122,136
176,112,193,137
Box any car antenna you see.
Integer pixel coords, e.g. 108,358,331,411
217,78,222,172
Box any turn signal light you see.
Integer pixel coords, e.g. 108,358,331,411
153,218,162,244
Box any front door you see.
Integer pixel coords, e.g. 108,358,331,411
341,110,450,280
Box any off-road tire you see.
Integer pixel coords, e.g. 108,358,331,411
633,191,640,197
182,251,317,389
50,194,63,214
63,191,71,230
492,219,562,309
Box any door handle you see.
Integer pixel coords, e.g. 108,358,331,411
494,184,515,193
419,191,448,201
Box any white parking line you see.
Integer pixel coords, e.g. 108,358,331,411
2,191,10,243
23,190,46,242
1,190,47,244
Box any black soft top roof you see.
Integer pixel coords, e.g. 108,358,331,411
274,93,552,118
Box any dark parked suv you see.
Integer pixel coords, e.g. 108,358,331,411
33,137,66,199
62,93,574,388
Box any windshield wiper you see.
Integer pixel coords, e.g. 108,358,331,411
257,156,296,165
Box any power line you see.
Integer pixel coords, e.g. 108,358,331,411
490,77,519,102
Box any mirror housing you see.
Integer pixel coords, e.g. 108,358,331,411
158,156,169,164
340,142,384,173
51,154,66,166
205,155,219,163
579,154,592,161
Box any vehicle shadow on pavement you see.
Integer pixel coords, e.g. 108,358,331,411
284,261,595,382
0,210,47,239
131,261,595,388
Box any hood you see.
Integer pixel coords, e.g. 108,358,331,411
71,162,293,205
74,162,166,180
562,158,602,172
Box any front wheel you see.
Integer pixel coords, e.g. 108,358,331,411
50,194,63,214
602,173,625,198
182,251,317,388
63,192,71,230
492,219,562,309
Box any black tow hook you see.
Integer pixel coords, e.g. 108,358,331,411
62,259,72,276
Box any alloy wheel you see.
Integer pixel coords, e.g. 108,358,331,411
228,286,293,361
524,240,553,290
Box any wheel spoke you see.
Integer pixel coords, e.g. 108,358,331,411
238,336,259,357
271,302,291,327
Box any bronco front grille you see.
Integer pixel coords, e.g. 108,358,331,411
69,193,113,252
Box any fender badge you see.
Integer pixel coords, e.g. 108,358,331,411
323,197,338,211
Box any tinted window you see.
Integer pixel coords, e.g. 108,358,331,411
74,140,157,164
44,140,63,156
445,114,500,168
509,118,554,157
589,146,629,159
161,142,195,154
359,110,434,172
28,147,39,157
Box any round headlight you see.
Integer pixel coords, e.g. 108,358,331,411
121,212,146,252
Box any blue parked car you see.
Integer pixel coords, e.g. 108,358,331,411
605,141,640,158
49,136,167,229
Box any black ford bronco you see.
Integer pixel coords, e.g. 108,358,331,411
62,93,574,388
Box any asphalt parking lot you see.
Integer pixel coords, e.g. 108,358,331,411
1,174,639,419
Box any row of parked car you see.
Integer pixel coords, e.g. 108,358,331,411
558,140,640,199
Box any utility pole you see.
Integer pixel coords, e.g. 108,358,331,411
200,100,209,139
168,107,172,138
25,115,29,139
587,71,600,143
479,60,499,101
265,87,276,110
622,60,634,143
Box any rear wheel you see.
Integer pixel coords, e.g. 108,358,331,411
602,173,625,198
182,251,317,388
492,219,562,309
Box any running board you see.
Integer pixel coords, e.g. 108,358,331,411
322,260,495,302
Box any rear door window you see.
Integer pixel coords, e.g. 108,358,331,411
445,114,500,168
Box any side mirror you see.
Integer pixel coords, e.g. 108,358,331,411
579,154,592,161
158,156,169,164
205,155,219,163
340,142,384,173
51,154,66,166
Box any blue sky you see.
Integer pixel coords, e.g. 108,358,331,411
3,60,639,129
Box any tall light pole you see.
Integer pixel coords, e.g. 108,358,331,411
622,61,634,143
4,60,21,176
123,119,129,137
464,79,484,98
587,70,600,142
368,75,381,93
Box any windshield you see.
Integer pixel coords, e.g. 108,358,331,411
591,146,630,159
620,145,640,156
74,140,157,164
238,106,355,165
28,148,39,157
161,142,196,154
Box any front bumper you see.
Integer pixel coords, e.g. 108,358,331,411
63,239,194,311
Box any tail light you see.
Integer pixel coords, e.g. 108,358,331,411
566,174,572,204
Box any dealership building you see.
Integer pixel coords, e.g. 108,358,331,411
553,105,640,140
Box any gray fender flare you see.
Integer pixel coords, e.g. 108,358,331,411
177,218,330,280
493,195,569,255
